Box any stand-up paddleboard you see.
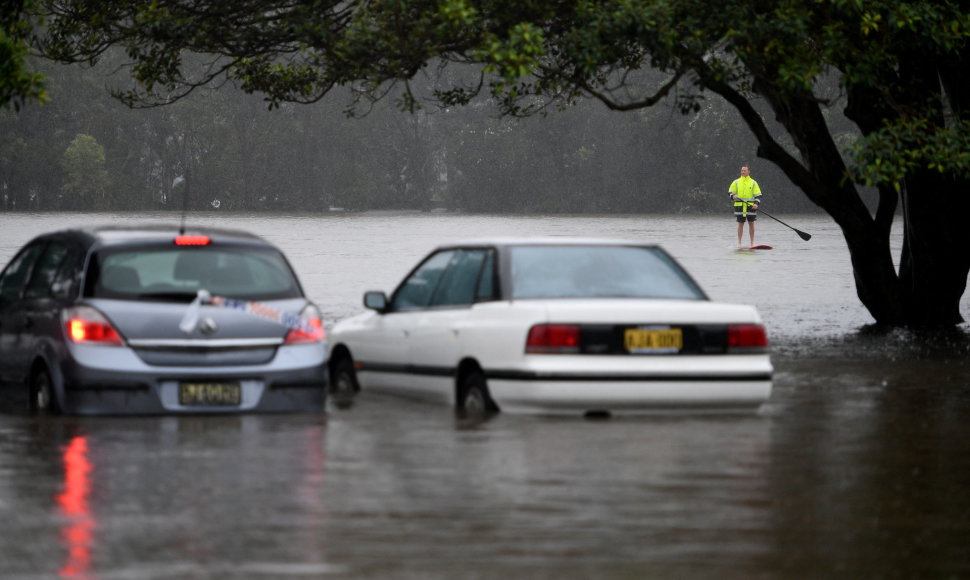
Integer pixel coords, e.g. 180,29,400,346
749,244,773,250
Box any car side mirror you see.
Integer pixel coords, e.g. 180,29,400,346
363,291,388,312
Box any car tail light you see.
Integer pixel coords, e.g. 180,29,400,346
526,324,581,354
62,306,124,346
174,235,211,246
727,324,768,353
284,305,326,344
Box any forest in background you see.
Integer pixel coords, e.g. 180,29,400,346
0,53,852,215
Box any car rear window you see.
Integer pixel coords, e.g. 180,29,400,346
86,246,303,301
509,245,706,300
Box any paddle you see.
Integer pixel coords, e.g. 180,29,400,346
739,200,812,241
759,209,812,241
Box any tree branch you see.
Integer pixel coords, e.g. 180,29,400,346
695,62,819,196
571,66,689,112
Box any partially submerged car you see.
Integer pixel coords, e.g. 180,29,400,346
0,225,327,415
328,238,772,417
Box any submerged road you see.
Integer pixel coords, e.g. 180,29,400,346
1,212,968,577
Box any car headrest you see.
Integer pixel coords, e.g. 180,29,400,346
173,251,218,281
100,265,141,290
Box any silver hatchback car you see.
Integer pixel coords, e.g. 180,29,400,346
0,225,328,415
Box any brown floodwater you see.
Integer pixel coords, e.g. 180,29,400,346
0,212,968,578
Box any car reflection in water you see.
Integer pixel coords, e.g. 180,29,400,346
47,417,337,578
57,435,94,579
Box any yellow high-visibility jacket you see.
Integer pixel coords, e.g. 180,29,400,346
729,176,762,216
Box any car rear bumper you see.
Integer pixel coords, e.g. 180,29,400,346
484,354,773,414
57,346,328,415
486,374,772,414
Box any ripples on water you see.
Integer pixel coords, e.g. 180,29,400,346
1,212,968,579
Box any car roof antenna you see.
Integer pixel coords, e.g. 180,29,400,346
174,175,188,235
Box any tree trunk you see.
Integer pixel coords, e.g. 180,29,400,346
748,86,911,325
891,55,970,326
898,169,970,325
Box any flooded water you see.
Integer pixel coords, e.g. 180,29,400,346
1,212,969,579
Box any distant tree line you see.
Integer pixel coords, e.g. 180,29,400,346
0,54,834,215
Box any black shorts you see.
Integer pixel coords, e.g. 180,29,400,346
736,213,757,223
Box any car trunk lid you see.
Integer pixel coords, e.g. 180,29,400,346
85,297,310,366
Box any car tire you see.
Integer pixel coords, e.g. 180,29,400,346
30,368,60,415
458,371,498,419
330,357,359,410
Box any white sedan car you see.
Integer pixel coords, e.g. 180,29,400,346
328,238,772,417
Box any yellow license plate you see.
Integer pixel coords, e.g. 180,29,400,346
179,382,242,406
624,327,683,353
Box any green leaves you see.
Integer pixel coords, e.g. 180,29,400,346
60,133,110,205
1,0,47,110
232,56,332,108
851,119,970,186
473,22,544,81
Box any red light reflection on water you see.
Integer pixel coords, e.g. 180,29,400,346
56,436,95,579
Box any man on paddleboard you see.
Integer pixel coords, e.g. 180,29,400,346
729,165,763,248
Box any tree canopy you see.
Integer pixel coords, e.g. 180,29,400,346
59,133,109,208
1,0,46,110
16,0,970,326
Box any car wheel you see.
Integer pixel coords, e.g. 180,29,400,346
458,371,498,420
30,368,60,415
330,357,359,410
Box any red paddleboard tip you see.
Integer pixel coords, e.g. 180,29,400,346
748,244,773,250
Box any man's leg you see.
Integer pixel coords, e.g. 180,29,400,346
737,221,744,248
749,219,756,246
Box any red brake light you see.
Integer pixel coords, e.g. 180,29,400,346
284,306,326,344
63,306,123,346
174,235,211,246
526,324,581,354
727,324,768,352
